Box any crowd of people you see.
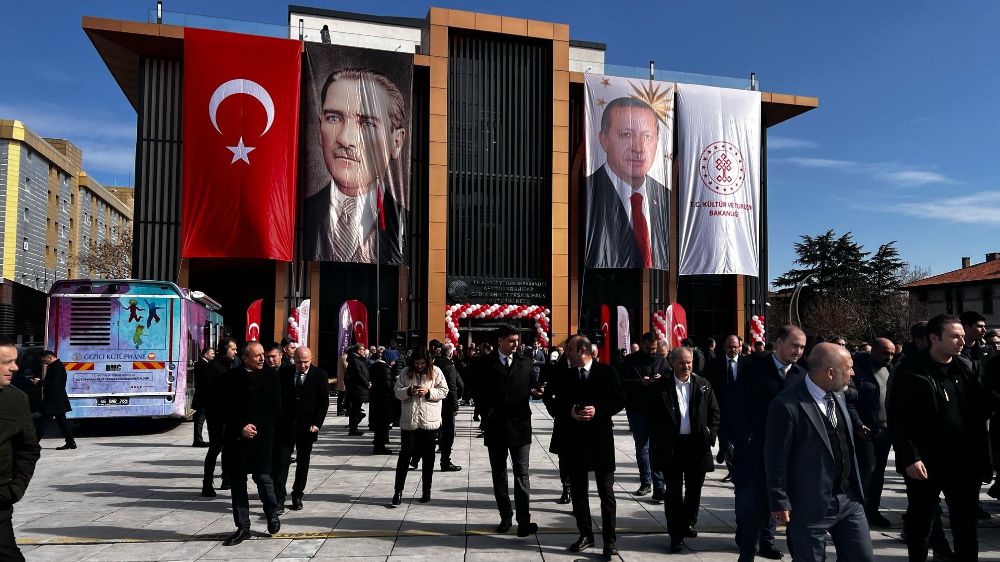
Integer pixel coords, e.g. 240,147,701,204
3,309,1000,560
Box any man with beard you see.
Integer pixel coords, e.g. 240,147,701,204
619,331,668,501
202,338,238,497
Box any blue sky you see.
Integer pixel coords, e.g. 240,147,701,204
1,1,994,283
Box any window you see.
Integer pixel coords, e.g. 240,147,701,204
985,285,995,315
22,207,29,222
23,177,30,192
21,238,27,252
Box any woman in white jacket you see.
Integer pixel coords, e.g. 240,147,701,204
392,347,449,505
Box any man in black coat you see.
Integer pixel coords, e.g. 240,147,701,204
889,314,994,561
272,346,329,513
202,338,237,497
730,325,807,562
220,342,282,546
706,335,748,481
369,351,394,454
191,346,215,447
0,337,41,561
650,346,720,552
545,334,626,560
34,351,75,450
433,342,464,472
477,325,538,537
346,346,371,436
619,331,668,500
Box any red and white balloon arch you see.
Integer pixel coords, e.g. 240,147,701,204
446,304,551,348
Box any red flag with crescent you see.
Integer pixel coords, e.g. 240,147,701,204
667,302,688,348
337,300,369,358
245,299,262,342
181,28,301,260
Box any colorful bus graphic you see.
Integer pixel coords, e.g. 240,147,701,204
46,280,224,419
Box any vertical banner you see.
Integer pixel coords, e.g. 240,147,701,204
181,29,301,260
337,300,369,358
301,43,413,264
667,302,688,348
616,306,630,354
245,299,262,342
584,74,674,269
677,84,761,276
297,299,311,348
599,304,611,365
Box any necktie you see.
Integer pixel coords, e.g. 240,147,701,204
336,196,359,261
579,367,587,381
728,359,736,383
503,356,510,369
297,371,305,387
629,192,653,268
825,393,838,429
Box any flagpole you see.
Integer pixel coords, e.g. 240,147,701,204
376,177,381,349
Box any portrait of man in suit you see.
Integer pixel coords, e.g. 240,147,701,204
585,96,670,269
303,66,409,264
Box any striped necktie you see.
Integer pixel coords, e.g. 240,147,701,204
336,196,359,261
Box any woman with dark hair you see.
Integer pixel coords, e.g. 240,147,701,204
392,347,448,505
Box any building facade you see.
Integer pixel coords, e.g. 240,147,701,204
902,253,1000,327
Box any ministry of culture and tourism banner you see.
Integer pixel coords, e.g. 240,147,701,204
300,42,413,265
677,84,761,276
584,74,674,270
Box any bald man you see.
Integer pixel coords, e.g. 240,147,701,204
845,338,895,528
766,343,873,561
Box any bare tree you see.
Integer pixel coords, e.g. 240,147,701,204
75,229,133,279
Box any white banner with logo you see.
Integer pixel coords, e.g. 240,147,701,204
677,84,761,276
616,306,630,353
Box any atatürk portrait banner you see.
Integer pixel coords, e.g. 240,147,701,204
584,74,674,270
301,43,413,264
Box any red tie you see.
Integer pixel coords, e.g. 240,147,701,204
630,192,653,268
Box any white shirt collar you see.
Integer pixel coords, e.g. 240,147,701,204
580,358,593,373
674,374,692,388
804,376,831,414
499,350,512,364
328,179,377,241
772,353,789,373
605,165,650,225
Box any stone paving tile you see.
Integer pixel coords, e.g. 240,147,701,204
313,536,395,558
23,543,114,561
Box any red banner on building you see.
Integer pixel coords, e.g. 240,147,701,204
246,299,262,342
667,302,688,348
181,28,301,260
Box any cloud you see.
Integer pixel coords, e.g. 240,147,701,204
876,170,955,187
78,143,136,177
894,191,1000,225
768,136,819,150
777,157,959,187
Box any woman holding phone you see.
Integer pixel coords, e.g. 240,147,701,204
392,347,448,505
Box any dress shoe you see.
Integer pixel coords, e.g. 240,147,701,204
867,512,891,529
669,540,684,553
409,460,419,470
651,490,664,504
192,441,209,447
758,545,784,559
989,481,1000,500
721,473,733,483
569,535,595,552
557,489,571,504
420,490,431,503
497,517,512,533
932,546,955,561
267,516,281,535
633,484,652,496
516,522,538,537
274,506,286,517
56,442,77,450
392,491,402,505
977,505,992,520
440,462,463,472
602,542,618,559
219,478,231,490
222,528,251,546
200,485,216,498
684,526,697,538
290,497,303,511
373,447,394,455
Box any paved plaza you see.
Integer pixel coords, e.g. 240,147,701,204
16,402,1000,561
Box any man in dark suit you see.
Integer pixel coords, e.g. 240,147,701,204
202,338,237,497
650,346,720,553
585,97,670,269
191,346,215,447
34,351,75,450
730,325,807,561
221,342,283,547
545,335,626,560
477,325,538,537
369,350,394,454
889,314,994,561
619,331,669,500
273,346,329,513
706,335,747,481
345,345,371,435
433,342,464,472
303,68,407,265
766,343,874,561
844,338,895,529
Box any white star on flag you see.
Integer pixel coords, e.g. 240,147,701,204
226,137,255,164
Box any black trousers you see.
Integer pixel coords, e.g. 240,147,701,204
664,438,708,540
439,401,457,465
0,515,23,562
230,473,278,529
394,429,436,492
734,471,777,562
370,399,391,447
34,412,75,444
203,415,226,484
348,397,365,431
488,442,531,524
192,409,207,444
569,468,616,544
273,433,316,504
903,474,980,562
558,455,571,490
855,428,891,515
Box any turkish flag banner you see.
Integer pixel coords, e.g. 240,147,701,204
246,299,262,342
181,28,301,260
667,302,688,348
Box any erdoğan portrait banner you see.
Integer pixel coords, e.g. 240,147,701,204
181,29,301,260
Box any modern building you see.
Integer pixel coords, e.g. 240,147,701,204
901,253,1000,326
0,120,133,342
82,6,816,368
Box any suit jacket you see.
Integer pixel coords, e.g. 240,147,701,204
276,364,330,444
543,361,626,472
729,353,806,483
0,385,40,520
765,380,865,524
345,352,370,402
649,374,720,473
222,367,282,475
619,351,670,413
585,165,669,269
369,359,394,406
40,360,71,415
476,351,533,448
434,355,464,407
191,357,213,411
706,354,749,441
303,184,404,264
205,357,233,416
